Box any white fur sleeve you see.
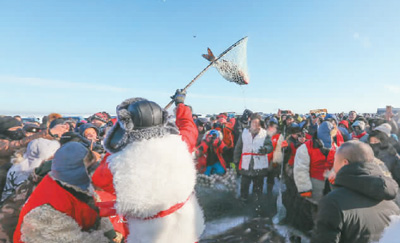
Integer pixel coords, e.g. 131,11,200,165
21,204,109,243
272,134,284,164
293,144,312,193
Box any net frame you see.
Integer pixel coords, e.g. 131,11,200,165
165,37,249,109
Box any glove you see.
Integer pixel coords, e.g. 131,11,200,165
258,146,269,154
281,140,288,148
171,89,186,105
300,191,312,198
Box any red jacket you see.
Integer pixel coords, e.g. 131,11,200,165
92,153,129,238
305,140,336,181
14,175,99,243
288,142,297,166
268,133,281,163
196,139,228,170
335,129,344,147
92,153,115,194
175,103,198,153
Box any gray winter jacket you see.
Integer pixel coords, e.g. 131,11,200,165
311,162,400,243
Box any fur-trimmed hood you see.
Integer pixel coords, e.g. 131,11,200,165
104,97,179,154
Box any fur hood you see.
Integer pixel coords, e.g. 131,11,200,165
103,97,179,154
107,134,196,218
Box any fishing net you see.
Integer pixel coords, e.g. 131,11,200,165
165,37,250,109
203,37,250,85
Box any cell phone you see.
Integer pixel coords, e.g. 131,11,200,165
281,110,289,115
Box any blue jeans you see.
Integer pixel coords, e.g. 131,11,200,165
204,162,225,176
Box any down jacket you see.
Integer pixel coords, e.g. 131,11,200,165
311,162,400,243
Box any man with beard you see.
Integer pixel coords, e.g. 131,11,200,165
234,113,273,202
0,116,68,196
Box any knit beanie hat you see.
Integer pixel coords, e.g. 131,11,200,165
269,117,279,126
374,123,392,137
288,123,301,135
49,118,66,129
317,121,334,149
23,123,41,133
90,112,110,123
78,123,99,137
50,142,90,191
0,116,22,134
339,120,349,129
104,97,179,154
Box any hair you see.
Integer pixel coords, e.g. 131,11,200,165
368,130,389,147
368,118,385,129
250,113,262,122
48,113,62,122
337,140,375,164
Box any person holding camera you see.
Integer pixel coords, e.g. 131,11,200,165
196,129,229,176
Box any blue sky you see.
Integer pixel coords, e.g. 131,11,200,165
0,0,399,116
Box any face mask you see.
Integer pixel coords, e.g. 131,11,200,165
5,128,26,140
369,143,381,155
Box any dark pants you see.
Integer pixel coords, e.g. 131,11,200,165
240,175,264,200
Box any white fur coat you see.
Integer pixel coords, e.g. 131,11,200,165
107,134,205,243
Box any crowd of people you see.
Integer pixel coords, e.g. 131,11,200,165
193,107,400,242
0,91,400,242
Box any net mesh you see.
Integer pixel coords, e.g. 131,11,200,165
204,37,249,85
215,37,249,85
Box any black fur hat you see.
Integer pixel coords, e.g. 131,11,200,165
104,97,179,153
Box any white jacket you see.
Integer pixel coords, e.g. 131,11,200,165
241,128,268,170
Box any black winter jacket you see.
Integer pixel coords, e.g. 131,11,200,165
312,162,400,243
372,144,400,185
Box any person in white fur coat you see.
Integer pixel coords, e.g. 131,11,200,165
102,90,205,243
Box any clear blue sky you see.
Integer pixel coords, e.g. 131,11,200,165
0,0,399,116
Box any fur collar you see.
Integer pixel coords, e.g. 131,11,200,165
103,97,179,153
49,173,93,196
107,134,196,218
